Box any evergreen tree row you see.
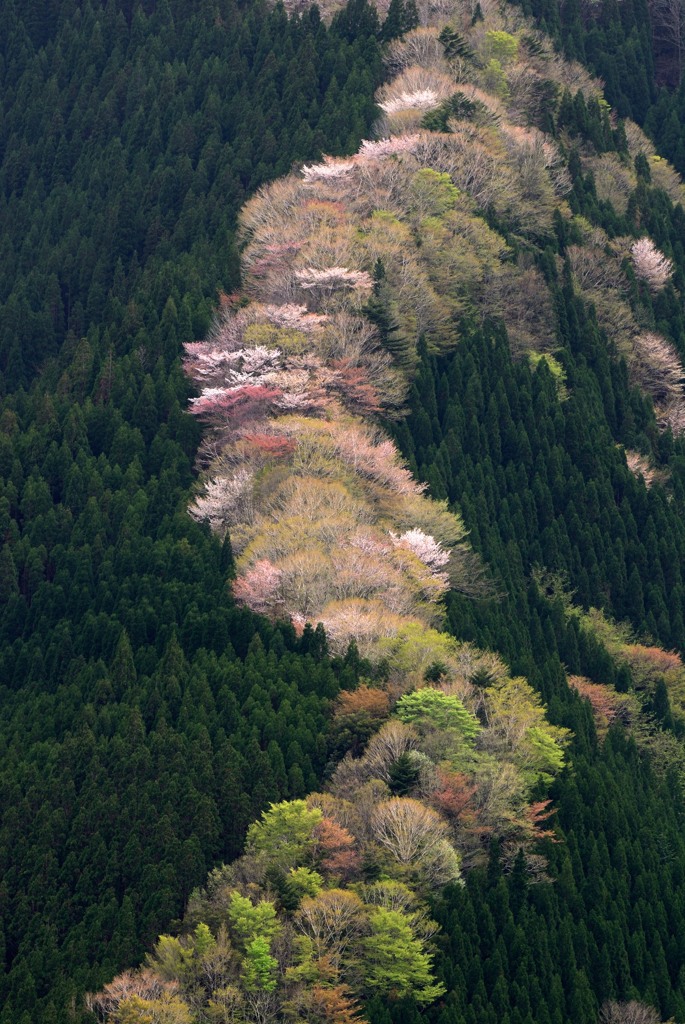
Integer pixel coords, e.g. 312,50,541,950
0,0,382,387
0,0,384,1020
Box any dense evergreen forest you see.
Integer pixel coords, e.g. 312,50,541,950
3,0,685,1023
0,2,381,1020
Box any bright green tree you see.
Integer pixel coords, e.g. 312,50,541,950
246,799,323,871
395,688,481,740
360,908,445,1004
242,937,279,993
227,892,282,948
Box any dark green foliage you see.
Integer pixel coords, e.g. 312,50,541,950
388,752,421,794
0,1,383,1021
393,733,685,1024
514,0,685,176
438,26,477,62
556,90,623,154
517,0,656,120
0,0,382,387
380,0,419,41
0,369,351,1019
364,265,416,372
397,311,685,656
421,93,479,133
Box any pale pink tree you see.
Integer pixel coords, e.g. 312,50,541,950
631,237,674,292
190,469,255,533
85,970,180,1023
233,560,284,616
358,135,422,159
631,331,684,402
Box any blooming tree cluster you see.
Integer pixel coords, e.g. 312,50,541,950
89,644,571,1018
186,0,685,671
631,236,674,293
236,0,685,708
90,2,685,1019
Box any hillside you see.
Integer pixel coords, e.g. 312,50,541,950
84,0,685,1023
3,0,685,1022
0,3,382,1021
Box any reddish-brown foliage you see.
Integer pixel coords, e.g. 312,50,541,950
621,644,683,682
218,291,242,310
523,799,558,842
324,360,383,414
242,433,298,458
570,675,622,715
313,817,361,879
300,985,367,1024
334,687,390,722
428,768,479,825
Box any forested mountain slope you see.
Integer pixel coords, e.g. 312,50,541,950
0,2,382,1021
3,0,685,1023
84,0,685,1022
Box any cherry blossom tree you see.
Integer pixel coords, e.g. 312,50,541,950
631,237,674,292
631,331,684,402
233,560,284,616
376,67,457,134
189,469,255,534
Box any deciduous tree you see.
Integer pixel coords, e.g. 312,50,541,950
359,908,445,1004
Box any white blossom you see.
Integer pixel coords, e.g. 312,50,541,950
295,267,374,291
631,237,674,293
391,528,450,569
189,469,255,530
379,88,441,114
261,303,329,333
302,157,356,182
188,387,227,407
358,135,422,159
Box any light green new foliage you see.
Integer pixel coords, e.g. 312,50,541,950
528,352,569,401
227,892,282,948
373,623,468,687
522,726,567,784
145,924,216,985
286,866,324,901
245,799,323,871
146,934,189,981
227,894,281,995
242,936,279,993
484,29,519,64
243,322,310,355
410,169,459,217
485,676,570,785
117,994,193,1023
361,907,445,1004
193,922,216,959
483,58,509,98
395,688,481,740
